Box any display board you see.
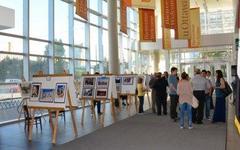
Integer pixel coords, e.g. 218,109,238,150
115,75,137,95
28,75,77,109
79,75,117,100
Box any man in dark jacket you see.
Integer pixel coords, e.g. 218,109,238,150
152,73,169,115
149,73,157,113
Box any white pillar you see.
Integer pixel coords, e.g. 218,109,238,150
108,0,119,74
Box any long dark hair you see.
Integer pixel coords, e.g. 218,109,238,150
216,70,223,82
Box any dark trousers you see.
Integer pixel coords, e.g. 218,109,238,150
156,95,167,115
138,96,144,113
210,96,214,109
94,101,101,113
170,95,179,119
192,91,205,123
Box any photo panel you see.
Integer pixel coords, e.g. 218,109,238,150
54,83,67,103
39,88,55,103
116,86,122,93
115,77,122,85
95,89,108,99
122,77,134,85
30,82,42,101
97,77,109,88
82,88,94,98
83,77,96,88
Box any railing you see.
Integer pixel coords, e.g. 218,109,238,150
0,83,22,110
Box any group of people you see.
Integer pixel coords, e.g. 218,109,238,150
137,67,228,129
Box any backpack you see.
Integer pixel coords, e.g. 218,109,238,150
221,81,233,97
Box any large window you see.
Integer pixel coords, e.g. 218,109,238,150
29,0,48,39
0,35,23,53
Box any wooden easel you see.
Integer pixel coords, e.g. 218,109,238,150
81,97,96,125
126,93,138,114
28,74,78,144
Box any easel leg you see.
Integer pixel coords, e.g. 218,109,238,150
101,100,106,127
52,110,59,144
28,109,35,141
118,94,122,111
147,92,151,107
81,99,86,125
91,99,96,121
48,110,54,131
135,95,138,113
70,108,78,137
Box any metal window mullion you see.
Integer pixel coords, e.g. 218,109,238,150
69,2,74,75
48,0,54,74
23,0,30,81
98,0,104,73
85,0,91,72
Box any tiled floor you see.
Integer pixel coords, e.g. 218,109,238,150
0,99,148,150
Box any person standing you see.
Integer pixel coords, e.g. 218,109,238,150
212,70,226,123
152,73,169,116
137,77,145,114
177,72,193,129
207,71,215,109
202,70,212,120
149,73,157,113
168,67,179,121
191,69,209,124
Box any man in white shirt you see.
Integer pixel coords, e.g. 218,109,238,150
207,71,215,109
191,69,210,124
202,70,212,120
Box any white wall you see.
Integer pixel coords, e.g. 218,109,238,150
140,33,234,50
0,5,15,30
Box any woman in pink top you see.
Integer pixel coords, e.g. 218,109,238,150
177,72,193,129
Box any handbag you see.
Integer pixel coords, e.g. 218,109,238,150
221,81,232,97
192,96,199,108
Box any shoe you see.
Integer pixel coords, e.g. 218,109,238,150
98,112,103,115
197,121,203,124
207,118,211,121
180,126,184,129
173,118,178,122
122,103,126,106
188,126,193,130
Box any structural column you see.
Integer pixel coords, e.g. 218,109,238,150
108,0,119,74
153,51,160,73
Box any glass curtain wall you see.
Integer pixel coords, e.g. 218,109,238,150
0,0,150,82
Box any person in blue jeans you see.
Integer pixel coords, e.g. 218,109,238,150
177,72,193,129
202,70,212,120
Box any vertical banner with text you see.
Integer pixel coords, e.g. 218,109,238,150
75,0,88,20
120,0,128,34
162,28,171,49
139,8,156,42
188,8,201,48
161,0,177,29
132,0,155,9
175,0,190,39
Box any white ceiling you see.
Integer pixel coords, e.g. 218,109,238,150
190,0,233,12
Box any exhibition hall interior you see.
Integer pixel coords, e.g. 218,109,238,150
0,0,240,150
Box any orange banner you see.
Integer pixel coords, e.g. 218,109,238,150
75,0,88,20
161,0,177,29
188,8,201,48
120,0,128,34
139,8,156,42
132,0,155,9
175,0,190,39
162,28,171,49
125,0,132,6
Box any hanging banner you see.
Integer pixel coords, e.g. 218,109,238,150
161,0,177,29
139,8,156,42
175,0,190,39
162,28,171,49
188,8,201,48
120,0,128,34
125,0,132,7
132,0,155,9
75,0,88,20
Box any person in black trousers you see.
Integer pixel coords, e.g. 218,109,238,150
152,73,169,115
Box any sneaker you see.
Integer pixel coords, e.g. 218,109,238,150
207,118,211,121
180,126,184,129
188,126,193,130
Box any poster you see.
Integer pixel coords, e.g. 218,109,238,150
131,0,155,9
161,0,177,29
54,83,67,103
120,0,128,34
30,82,41,101
76,0,88,20
121,75,137,94
139,8,156,42
175,0,190,39
188,8,201,48
162,28,171,49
